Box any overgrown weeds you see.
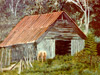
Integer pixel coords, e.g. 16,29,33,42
0,54,100,75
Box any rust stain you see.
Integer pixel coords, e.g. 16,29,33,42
0,11,63,47
0,11,86,47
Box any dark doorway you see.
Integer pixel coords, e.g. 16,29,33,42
55,40,71,55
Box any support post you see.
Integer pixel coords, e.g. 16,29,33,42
8,49,11,65
5,48,7,66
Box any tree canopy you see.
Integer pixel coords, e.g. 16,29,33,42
0,0,100,41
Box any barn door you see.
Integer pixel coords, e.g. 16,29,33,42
55,40,71,55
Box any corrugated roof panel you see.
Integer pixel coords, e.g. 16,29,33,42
1,16,28,45
0,11,86,47
33,12,62,41
26,14,52,42
0,11,63,47
11,15,40,44
6,16,34,45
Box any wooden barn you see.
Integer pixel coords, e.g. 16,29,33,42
0,11,86,66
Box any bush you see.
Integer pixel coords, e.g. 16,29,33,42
84,33,97,66
1,54,100,75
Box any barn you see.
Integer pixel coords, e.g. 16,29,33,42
0,11,86,66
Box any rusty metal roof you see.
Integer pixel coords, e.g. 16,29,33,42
0,11,86,47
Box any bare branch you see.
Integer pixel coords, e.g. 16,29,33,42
79,15,84,28
88,7,90,25
68,0,85,12
15,0,21,16
66,0,90,34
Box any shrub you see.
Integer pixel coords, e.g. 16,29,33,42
84,33,97,66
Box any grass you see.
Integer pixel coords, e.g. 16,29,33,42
0,54,100,75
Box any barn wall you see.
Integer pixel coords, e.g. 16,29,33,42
71,40,85,56
45,19,81,40
0,47,11,67
11,43,35,62
37,39,55,59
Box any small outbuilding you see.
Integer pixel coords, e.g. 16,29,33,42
0,11,86,65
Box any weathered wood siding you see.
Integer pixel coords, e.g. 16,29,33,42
11,43,35,62
37,39,55,59
37,17,85,57
0,48,11,67
10,15,85,61
45,19,81,40
44,17,83,41
71,40,85,56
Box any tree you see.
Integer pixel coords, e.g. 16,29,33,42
66,0,94,35
28,0,66,15
84,33,97,66
9,0,21,16
90,0,100,37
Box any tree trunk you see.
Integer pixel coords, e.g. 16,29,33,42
69,0,90,35
90,55,92,66
14,0,20,16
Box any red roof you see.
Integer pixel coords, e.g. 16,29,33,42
0,11,86,47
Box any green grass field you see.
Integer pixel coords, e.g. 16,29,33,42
0,54,100,75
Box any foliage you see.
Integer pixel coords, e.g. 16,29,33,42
0,0,80,42
84,33,97,56
75,33,99,67
90,0,100,37
0,54,100,75
0,0,99,42
84,33,97,66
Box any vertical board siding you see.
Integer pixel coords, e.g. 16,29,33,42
0,48,11,67
37,39,55,59
11,43,35,62
71,40,85,56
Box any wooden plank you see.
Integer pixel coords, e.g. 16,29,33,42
54,22,71,27
63,12,86,39
5,49,7,66
8,49,11,65
72,36,81,38
71,40,85,56
45,36,72,40
0,48,4,72
54,27,74,31
55,19,69,25
54,25,72,29
49,27,73,33
47,32,79,37
50,30,73,33
45,35,81,40
36,25,53,44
